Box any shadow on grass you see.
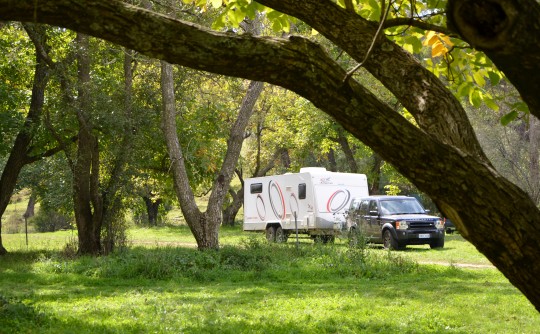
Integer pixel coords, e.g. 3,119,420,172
0,289,414,334
0,242,529,334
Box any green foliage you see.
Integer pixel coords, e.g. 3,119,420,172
0,23,34,155
24,155,74,215
500,101,529,126
31,209,73,233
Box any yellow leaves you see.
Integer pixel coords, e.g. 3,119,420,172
423,31,453,58
210,0,224,8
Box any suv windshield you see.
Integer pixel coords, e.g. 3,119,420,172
379,199,425,215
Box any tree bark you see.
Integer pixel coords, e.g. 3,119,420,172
369,154,384,195
256,0,489,162
222,186,243,227
0,24,50,255
3,0,540,310
529,116,540,203
326,148,337,172
336,133,358,173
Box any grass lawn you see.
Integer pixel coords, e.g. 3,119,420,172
1,226,539,333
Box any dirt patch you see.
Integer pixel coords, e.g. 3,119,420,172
418,261,495,269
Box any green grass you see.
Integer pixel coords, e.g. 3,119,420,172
1,227,539,333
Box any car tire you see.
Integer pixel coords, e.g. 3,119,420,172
323,235,335,244
383,230,400,250
430,238,445,249
266,225,276,242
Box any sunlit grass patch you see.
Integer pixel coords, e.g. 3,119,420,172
1,229,539,333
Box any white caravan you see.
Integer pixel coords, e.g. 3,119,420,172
243,167,369,243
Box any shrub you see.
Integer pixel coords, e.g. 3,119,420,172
32,210,73,233
3,214,24,234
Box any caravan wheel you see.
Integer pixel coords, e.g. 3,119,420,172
275,226,288,243
266,226,277,242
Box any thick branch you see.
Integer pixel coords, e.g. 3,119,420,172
383,18,454,35
256,0,487,162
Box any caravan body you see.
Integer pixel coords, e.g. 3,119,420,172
243,168,369,241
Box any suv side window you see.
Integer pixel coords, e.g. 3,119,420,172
350,199,361,213
368,200,378,215
359,200,369,216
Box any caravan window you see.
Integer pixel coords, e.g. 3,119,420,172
298,183,306,199
250,183,263,194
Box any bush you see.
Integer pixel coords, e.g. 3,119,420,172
31,210,73,233
3,214,24,234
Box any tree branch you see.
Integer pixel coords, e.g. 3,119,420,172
383,18,454,35
343,0,391,82
24,136,78,164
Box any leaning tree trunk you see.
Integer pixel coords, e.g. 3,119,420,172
0,24,50,255
161,61,264,249
23,193,36,219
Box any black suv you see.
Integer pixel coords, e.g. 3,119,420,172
346,196,445,249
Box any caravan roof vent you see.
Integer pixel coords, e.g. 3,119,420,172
299,167,327,173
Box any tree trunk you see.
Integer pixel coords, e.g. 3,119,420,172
23,193,36,219
72,33,103,255
143,196,162,226
102,48,137,254
336,133,358,173
222,186,243,227
326,148,337,172
369,154,383,195
0,24,50,255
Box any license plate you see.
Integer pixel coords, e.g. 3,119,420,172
418,233,430,239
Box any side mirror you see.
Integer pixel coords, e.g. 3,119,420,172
425,209,430,213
